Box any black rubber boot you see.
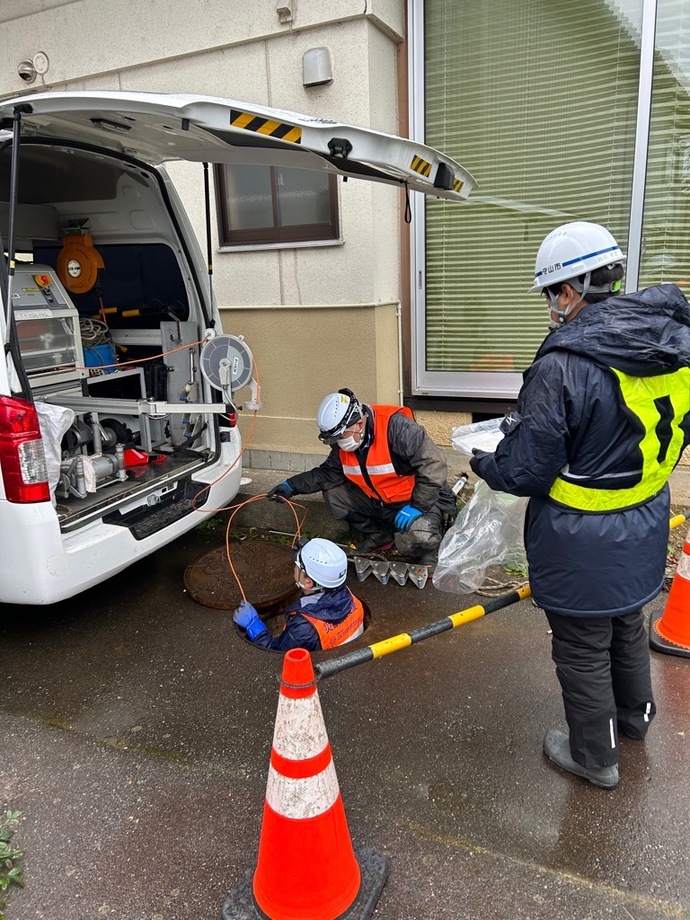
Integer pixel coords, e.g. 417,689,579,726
543,729,619,789
355,532,395,554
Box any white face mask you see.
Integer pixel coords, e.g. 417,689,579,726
336,433,359,451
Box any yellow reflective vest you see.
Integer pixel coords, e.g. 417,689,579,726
549,367,690,511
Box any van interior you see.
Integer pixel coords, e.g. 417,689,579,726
0,141,236,537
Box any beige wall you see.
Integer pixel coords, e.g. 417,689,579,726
224,302,401,456
0,1,404,90
0,0,411,463
415,409,472,450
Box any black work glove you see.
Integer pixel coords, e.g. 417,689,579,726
469,448,491,478
267,481,295,502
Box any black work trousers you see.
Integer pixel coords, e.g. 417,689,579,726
545,609,656,769
323,480,447,556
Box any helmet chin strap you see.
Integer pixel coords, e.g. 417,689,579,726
547,272,591,328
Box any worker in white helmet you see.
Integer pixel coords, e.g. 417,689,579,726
267,388,456,564
470,220,690,789
233,537,364,651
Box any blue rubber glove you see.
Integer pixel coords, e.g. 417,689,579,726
267,481,294,502
233,600,267,641
394,504,424,532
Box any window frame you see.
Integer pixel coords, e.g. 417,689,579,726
408,0,658,401
213,163,340,247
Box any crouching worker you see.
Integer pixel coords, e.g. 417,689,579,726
233,538,364,652
267,388,455,564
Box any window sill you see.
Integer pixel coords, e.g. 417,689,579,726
217,239,344,254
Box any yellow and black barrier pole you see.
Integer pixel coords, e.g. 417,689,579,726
670,511,689,531
315,584,532,682
315,510,690,683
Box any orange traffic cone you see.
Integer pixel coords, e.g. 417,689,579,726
650,532,690,658
221,648,389,919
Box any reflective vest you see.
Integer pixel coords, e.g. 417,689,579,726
549,366,690,512
295,591,365,650
339,404,416,504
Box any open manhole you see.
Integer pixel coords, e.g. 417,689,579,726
184,538,371,648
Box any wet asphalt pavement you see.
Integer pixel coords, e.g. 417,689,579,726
1,481,690,920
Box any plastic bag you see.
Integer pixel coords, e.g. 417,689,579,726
35,401,75,503
451,417,505,457
432,479,528,593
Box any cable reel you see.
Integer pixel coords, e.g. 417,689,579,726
57,233,105,294
199,334,261,409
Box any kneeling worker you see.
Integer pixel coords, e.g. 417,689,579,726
233,538,364,652
267,388,455,564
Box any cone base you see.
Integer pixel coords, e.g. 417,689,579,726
221,847,389,920
649,608,690,659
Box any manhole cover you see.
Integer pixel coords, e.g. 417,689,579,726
184,540,298,610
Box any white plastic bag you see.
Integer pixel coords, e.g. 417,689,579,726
451,417,505,457
432,479,528,593
35,401,75,503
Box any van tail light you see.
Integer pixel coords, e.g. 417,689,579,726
223,408,238,428
0,395,51,503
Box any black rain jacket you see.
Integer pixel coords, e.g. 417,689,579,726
286,404,455,513
473,284,690,616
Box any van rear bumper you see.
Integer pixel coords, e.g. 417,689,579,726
0,461,242,606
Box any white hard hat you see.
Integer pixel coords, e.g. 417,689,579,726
296,538,348,589
530,221,626,292
316,388,363,445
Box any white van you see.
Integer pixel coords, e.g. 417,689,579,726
0,91,475,605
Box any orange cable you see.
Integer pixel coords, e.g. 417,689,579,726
75,336,209,372
222,494,307,602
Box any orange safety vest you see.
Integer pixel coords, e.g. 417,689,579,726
339,404,416,504
297,591,365,650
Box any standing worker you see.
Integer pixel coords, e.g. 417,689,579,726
233,538,364,652
470,221,690,789
267,389,456,564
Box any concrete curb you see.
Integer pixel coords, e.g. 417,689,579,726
225,468,350,542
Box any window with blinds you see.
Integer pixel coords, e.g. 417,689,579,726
639,0,690,290
422,0,643,394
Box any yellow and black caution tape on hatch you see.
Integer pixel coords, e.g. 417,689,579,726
230,109,302,144
410,154,432,178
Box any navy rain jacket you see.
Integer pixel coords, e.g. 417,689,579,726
252,584,358,651
473,284,690,617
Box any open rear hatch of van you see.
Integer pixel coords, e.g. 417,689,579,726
0,91,476,200
0,92,476,535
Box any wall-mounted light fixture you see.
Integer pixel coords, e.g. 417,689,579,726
303,47,333,87
17,60,37,83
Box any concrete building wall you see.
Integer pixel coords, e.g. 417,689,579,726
0,0,409,462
